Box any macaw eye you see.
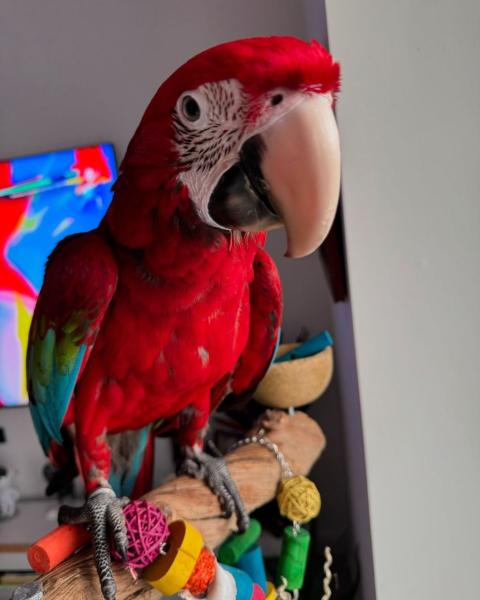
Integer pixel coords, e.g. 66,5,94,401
271,94,284,106
181,95,201,122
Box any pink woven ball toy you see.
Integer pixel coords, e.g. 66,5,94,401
112,499,169,569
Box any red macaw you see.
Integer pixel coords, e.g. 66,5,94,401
27,36,340,599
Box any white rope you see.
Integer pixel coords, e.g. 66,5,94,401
321,546,333,600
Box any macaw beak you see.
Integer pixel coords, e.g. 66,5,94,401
208,94,340,257
260,94,341,257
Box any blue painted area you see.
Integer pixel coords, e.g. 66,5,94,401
236,544,267,592
11,150,74,185
274,330,333,363
223,564,254,599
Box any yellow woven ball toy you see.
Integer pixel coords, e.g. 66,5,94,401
277,475,321,524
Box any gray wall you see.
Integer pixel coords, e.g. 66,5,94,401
0,0,305,160
326,1,480,598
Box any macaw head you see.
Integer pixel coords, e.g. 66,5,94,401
120,36,341,258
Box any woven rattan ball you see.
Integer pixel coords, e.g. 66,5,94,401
277,476,321,524
111,500,169,569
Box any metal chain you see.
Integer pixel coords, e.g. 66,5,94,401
230,427,294,480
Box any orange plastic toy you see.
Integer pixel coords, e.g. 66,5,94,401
27,523,90,573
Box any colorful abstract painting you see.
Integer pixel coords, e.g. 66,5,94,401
0,144,117,406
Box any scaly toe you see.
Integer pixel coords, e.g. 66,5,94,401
215,484,235,518
181,449,249,531
78,487,129,600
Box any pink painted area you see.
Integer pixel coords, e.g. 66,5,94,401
251,583,266,600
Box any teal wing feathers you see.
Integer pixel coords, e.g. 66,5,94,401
108,426,152,497
27,328,88,452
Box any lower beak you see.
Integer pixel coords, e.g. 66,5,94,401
261,94,341,258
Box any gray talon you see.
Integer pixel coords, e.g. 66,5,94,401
59,487,128,600
10,582,43,600
179,448,250,532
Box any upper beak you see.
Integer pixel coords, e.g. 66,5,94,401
260,94,341,258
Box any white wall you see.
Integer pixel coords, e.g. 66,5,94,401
326,1,480,598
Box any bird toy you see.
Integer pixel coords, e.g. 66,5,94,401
139,415,324,599
229,412,322,597
111,499,169,574
28,499,169,576
255,331,334,409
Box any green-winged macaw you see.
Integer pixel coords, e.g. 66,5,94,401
27,36,340,599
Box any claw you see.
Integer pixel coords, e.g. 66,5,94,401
59,487,129,600
178,448,250,533
107,502,129,562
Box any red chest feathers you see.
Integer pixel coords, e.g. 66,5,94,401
87,242,257,429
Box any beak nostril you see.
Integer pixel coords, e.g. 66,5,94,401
271,94,284,106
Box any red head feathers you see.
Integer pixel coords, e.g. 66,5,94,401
109,36,341,258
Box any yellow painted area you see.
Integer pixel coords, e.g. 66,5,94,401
266,581,277,599
15,294,33,401
144,520,204,595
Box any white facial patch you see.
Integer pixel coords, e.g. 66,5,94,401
174,79,248,229
173,79,318,230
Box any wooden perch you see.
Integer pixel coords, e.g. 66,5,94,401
38,411,325,599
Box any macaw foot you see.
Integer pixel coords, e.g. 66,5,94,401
179,445,250,533
58,487,129,600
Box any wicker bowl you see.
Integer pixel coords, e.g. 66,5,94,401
254,343,334,408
